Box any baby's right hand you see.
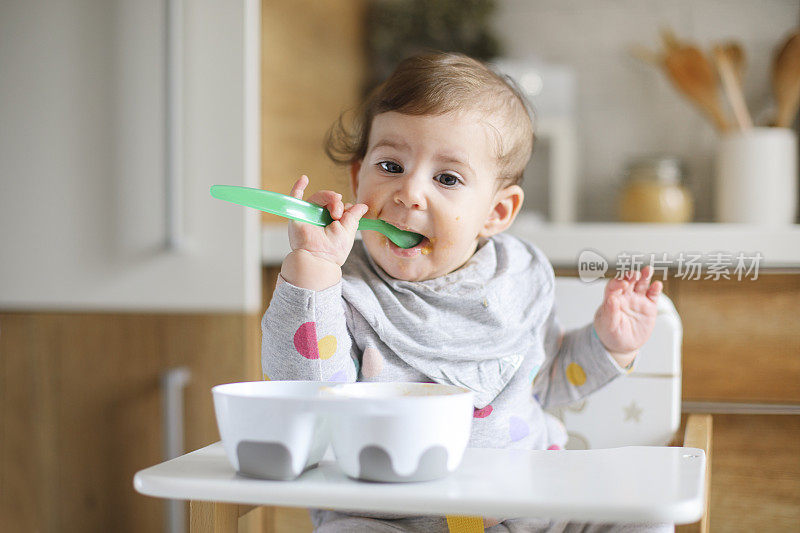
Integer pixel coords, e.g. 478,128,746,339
287,175,369,268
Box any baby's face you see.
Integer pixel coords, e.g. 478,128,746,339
351,110,509,281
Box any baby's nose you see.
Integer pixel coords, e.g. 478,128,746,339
394,176,427,210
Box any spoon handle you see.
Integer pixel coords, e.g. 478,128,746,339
211,185,382,231
210,185,423,248
357,217,388,233
211,185,333,225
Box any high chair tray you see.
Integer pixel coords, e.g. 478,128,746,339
134,442,705,524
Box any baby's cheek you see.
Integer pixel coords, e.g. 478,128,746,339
438,230,457,250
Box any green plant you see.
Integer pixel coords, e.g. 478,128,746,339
366,0,502,90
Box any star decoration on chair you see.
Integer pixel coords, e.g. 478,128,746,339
623,401,643,423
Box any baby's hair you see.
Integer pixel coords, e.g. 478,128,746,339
325,52,535,186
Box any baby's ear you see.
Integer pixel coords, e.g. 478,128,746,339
479,184,524,238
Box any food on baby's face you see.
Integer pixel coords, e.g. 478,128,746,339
420,239,434,255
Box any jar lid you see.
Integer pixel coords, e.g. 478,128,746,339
626,156,684,184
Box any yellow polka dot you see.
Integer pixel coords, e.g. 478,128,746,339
566,363,587,386
318,335,337,360
262,372,270,381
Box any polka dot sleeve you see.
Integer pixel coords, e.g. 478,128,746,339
533,308,630,409
261,278,358,384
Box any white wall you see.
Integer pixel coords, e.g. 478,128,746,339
495,0,800,221
0,0,261,311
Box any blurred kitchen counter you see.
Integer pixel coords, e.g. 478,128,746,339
261,213,800,268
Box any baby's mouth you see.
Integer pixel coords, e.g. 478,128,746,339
386,232,433,258
388,235,432,257
380,221,433,257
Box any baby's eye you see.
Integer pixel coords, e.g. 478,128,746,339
436,173,460,187
379,161,403,173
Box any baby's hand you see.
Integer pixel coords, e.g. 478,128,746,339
280,176,367,290
593,265,663,367
287,175,368,267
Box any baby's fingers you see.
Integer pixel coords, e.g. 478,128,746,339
646,280,663,302
308,190,344,219
337,203,369,234
289,175,309,199
634,265,653,294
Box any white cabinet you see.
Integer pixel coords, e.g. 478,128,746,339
0,0,261,312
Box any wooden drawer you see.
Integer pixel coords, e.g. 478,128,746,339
672,273,800,404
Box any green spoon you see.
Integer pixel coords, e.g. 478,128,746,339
210,185,424,249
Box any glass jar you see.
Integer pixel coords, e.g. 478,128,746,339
618,156,694,223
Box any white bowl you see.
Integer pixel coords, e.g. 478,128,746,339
321,382,474,482
212,381,330,480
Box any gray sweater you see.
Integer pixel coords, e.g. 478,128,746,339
262,233,628,451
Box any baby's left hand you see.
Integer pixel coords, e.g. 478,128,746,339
593,265,663,367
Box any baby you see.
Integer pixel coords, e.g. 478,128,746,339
262,53,667,533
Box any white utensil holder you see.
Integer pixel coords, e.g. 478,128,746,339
715,127,798,224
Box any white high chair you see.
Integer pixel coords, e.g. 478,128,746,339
446,278,711,533
260,278,710,532
549,277,683,451
134,277,711,533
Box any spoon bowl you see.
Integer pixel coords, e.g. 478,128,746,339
210,185,424,249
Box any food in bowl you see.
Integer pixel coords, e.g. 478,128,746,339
321,382,474,482
212,381,330,480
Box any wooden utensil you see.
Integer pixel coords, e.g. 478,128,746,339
713,42,752,130
773,29,800,128
659,29,731,132
725,41,746,84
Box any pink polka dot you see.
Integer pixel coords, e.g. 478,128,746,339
547,444,562,451
361,347,384,378
293,322,319,359
473,405,493,418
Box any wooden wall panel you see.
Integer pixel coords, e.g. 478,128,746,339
0,311,259,533
261,0,367,221
671,273,800,403
1,314,59,532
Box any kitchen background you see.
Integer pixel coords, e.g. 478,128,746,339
262,0,800,225
496,0,799,222
2,0,799,532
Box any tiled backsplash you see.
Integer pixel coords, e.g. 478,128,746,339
494,0,799,221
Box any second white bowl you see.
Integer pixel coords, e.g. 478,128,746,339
321,382,474,482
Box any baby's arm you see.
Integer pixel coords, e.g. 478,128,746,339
533,265,661,409
261,277,358,382
532,306,626,409
261,176,368,382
